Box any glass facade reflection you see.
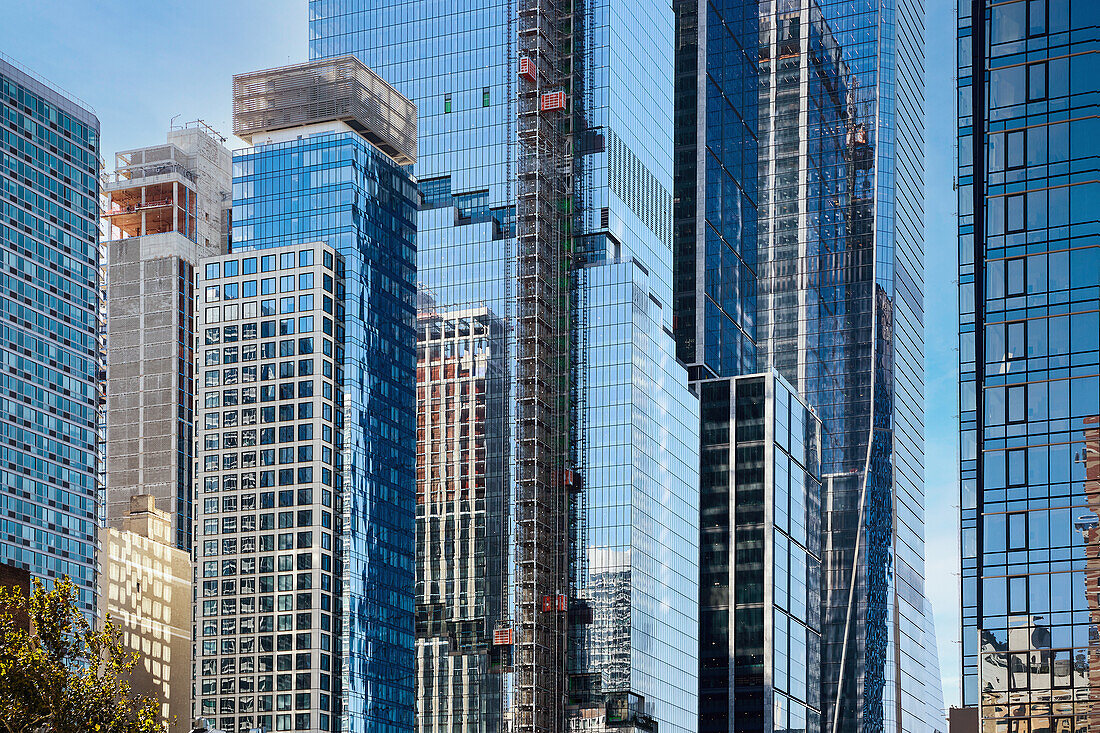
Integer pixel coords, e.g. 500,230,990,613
0,57,101,613
754,1,936,731
697,373,822,733
571,261,700,733
310,2,701,733
231,124,418,733
415,303,509,733
679,0,938,729
673,0,760,379
958,1,1100,729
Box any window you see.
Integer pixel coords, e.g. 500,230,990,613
1027,62,1046,101
444,93,452,113
1008,512,1028,549
206,263,221,280
483,86,491,107
1007,449,1026,486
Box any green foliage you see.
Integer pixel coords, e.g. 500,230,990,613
0,576,163,733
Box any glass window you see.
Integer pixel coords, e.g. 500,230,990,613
206,263,221,280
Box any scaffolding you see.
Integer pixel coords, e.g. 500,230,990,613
513,0,572,729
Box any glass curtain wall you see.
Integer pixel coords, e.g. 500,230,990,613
958,1,1100,730
0,58,101,613
754,0,935,730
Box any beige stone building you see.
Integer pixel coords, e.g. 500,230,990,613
99,495,192,733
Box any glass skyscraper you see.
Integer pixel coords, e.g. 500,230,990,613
958,1,1100,730
196,57,418,733
0,56,101,613
310,2,701,733
677,0,939,731
673,0,760,380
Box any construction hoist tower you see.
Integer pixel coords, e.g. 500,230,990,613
514,0,572,729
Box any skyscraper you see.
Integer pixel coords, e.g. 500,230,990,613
309,2,701,733
676,0,937,730
103,122,232,550
0,55,101,613
99,494,192,732
191,56,418,733
958,0,1100,729
672,0,760,380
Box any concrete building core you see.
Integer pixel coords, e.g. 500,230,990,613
103,122,232,549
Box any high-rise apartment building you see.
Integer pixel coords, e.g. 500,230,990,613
216,57,419,733
676,0,938,730
958,1,1100,729
310,2,701,733
103,122,232,549
0,56,101,612
194,241,343,733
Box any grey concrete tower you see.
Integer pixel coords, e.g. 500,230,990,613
103,122,232,550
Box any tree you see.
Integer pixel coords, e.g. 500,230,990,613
0,575,163,733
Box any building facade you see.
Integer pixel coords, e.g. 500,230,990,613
675,0,938,730
958,0,1100,729
0,56,101,613
414,303,508,733
194,241,344,733
696,373,823,733
99,494,192,732
225,57,419,733
309,2,701,733
103,122,232,550
672,0,761,380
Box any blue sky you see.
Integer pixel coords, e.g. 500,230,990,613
1,0,963,709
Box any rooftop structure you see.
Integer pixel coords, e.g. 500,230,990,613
104,122,232,252
232,56,416,165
